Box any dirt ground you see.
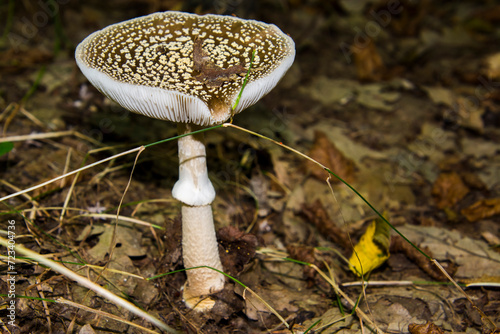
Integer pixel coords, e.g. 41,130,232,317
1,0,500,333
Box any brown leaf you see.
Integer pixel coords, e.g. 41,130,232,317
371,0,429,37
431,172,469,209
408,321,445,334
351,38,385,82
286,244,329,290
470,5,500,25
218,226,259,276
0,47,53,74
298,199,350,250
390,236,453,281
461,198,500,222
306,130,356,183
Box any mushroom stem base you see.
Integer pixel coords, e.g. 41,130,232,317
181,204,225,311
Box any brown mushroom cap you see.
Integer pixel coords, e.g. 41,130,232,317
75,11,295,126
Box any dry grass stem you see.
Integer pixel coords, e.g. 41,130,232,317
242,287,290,329
70,213,162,229
0,128,103,147
56,298,161,334
19,105,49,129
58,148,78,226
0,147,143,203
0,130,75,143
342,280,415,287
0,236,177,333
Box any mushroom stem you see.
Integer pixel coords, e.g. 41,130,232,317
173,123,224,310
181,205,224,309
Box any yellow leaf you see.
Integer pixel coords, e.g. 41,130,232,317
349,218,391,276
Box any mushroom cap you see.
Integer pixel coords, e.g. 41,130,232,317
75,11,295,126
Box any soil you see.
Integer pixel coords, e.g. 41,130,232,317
1,1,500,333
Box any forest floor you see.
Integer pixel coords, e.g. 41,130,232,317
1,0,499,333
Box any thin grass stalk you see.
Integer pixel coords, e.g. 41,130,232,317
0,236,178,333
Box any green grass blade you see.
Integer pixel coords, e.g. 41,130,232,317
0,142,14,156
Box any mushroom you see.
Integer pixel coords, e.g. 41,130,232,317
75,11,295,311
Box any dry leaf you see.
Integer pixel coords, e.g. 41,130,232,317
218,226,259,276
481,231,500,248
483,52,500,80
455,96,485,132
390,236,450,281
431,172,469,209
461,198,500,222
235,283,299,321
287,244,330,290
306,130,356,183
351,38,385,82
408,321,445,334
272,324,307,334
298,199,350,250
349,218,391,276
87,221,146,261
78,324,96,334
0,47,53,74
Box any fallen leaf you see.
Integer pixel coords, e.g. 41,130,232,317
0,47,53,74
218,225,259,276
287,244,330,290
483,52,500,80
397,225,499,279
298,199,350,249
356,83,401,111
373,299,414,332
87,221,146,261
272,324,307,334
431,172,469,209
481,231,500,248
408,321,445,334
423,86,455,107
235,283,299,321
390,236,450,281
468,3,500,24
351,38,385,82
249,170,272,217
78,324,96,334
370,0,428,37
349,218,391,276
455,96,485,132
299,77,357,106
306,130,356,183
461,198,500,222
303,307,355,333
